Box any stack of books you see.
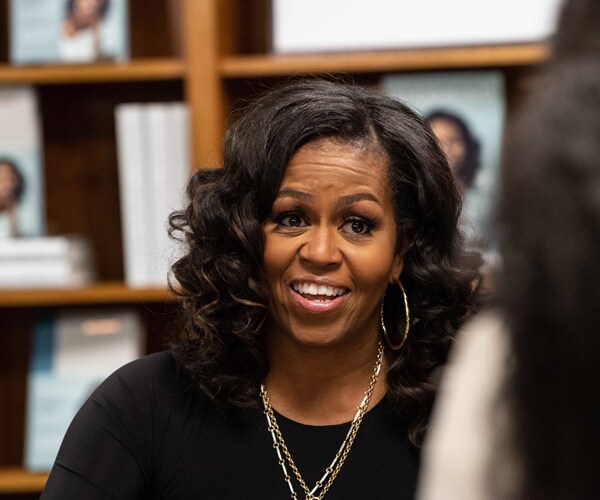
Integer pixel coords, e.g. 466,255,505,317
0,236,94,289
115,102,191,287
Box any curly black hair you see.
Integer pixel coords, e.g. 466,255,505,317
169,78,481,445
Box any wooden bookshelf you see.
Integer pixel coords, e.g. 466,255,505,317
0,283,173,308
0,468,48,494
220,43,550,78
0,58,184,85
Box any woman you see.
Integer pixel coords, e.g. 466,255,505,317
60,0,110,62
42,79,480,499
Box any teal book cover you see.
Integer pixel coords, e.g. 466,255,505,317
0,86,45,238
382,71,505,251
10,0,129,65
24,309,143,471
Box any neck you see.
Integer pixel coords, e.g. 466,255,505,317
264,330,387,425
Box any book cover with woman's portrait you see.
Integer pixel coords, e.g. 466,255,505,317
10,0,129,65
382,71,505,252
0,86,45,238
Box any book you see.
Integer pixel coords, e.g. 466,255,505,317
115,102,190,287
0,236,94,289
0,239,94,289
271,0,563,54
10,0,129,65
0,261,93,288
0,86,44,238
115,103,152,287
24,308,144,471
382,71,506,250
146,103,190,285
0,235,90,260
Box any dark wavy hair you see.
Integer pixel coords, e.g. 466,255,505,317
169,78,481,445
66,0,110,18
425,110,481,189
499,2,600,498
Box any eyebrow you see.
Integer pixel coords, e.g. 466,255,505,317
335,192,381,208
275,189,381,207
275,189,316,202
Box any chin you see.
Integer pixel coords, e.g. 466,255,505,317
285,324,357,349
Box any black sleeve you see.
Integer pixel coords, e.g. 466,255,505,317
40,354,163,500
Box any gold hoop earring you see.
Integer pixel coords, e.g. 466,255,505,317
380,280,410,350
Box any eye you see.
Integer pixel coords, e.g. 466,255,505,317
340,216,375,235
273,211,307,228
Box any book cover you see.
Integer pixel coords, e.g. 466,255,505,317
0,86,45,238
10,0,129,65
24,308,144,471
382,71,506,250
271,0,563,54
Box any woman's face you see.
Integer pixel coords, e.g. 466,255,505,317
0,162,18,210
429,118,466,173
262,138,404,349
72,0,103,24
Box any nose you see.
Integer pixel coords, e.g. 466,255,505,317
298,225,342,269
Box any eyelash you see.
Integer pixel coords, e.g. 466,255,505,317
271,210,377,236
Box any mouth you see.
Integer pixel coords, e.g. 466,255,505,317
289,280,349,312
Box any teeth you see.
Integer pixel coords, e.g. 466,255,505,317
292,282,346,297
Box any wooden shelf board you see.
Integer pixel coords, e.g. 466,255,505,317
0,468,47,494
0,282,173,308
0,58,185,84
220,43,550,78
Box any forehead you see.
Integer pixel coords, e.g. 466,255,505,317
281,138,390,191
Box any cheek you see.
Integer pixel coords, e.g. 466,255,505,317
262,236,294,284
346,244,398,289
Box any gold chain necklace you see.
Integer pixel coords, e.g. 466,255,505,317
260,336,384,500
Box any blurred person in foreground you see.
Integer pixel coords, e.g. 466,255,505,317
417,1,600,499
41,78,480,499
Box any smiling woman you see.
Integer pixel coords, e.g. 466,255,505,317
41,79,481,500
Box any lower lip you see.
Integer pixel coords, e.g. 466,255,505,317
289,288,348,313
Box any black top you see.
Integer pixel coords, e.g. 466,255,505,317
41,351,419,499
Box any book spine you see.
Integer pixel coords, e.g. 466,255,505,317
115,104,151,287
0,259,93,288
146,104,171,286
0,237,90,260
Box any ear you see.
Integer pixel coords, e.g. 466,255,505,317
389,253,404,284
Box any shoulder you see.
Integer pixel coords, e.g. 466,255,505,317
416,311,514,500
99,350,187,392
108,350,184,384
449,310,510,376
432,310,511,433
90,350,197,424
